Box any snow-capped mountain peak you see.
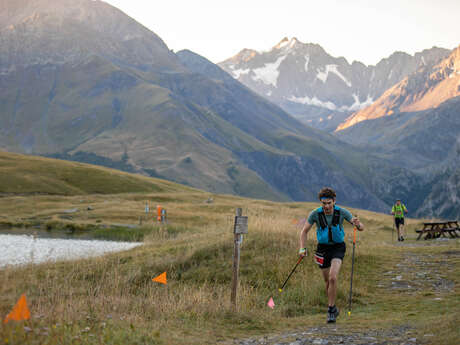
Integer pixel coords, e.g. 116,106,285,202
218,38,451,131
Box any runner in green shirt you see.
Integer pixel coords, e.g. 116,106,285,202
391,199,408,241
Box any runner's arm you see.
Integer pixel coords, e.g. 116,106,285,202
344,209,364,231
351,216,364,231
299,221,313,256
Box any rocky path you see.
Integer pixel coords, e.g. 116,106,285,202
220,247,459,345
380,249,457,294
222,325,422,345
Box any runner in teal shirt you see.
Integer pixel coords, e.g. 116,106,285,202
299,187,364,323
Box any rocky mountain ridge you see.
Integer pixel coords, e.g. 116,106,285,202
335,46,460,219
337,45,460,130
0,0,457,218
218,37,450,131
0,0,394,211
0,0,183,72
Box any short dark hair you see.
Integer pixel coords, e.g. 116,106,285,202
318,187,336,200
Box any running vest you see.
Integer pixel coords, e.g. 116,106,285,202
316,205,345,244
392,204,406,218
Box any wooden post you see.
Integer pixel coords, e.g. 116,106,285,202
231,208,248,309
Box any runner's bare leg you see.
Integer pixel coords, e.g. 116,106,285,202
322,259,342,306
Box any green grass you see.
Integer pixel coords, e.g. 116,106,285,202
0,153,458,345
0,151,185,196
90,224,192,242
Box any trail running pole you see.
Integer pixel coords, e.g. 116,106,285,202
348,226,357,316
392,217,395,243
279,256,304,292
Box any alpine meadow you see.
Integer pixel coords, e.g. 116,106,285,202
1,1,459,344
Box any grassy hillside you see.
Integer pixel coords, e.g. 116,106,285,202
0,150,188,196
0,153,458,345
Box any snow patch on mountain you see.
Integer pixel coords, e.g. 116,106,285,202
230,67,250,79
370,69,375,81
316,65,352,87
346,94,374,111
304,55,310,72
252,55,287,87
288,93,373,112
288,95,337,110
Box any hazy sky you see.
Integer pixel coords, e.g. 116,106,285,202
104,0,459,66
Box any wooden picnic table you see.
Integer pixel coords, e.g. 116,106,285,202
416,220,460,240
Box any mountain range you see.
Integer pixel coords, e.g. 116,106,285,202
218,37,450,131
334,47,460,219
0,0,458,218
337,45,460,130
0,0,391,210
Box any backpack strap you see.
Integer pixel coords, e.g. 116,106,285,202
332,206,340,227
317,208,328,230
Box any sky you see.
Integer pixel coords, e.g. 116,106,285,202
104,0,459,66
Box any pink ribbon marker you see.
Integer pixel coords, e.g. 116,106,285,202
267,297,275,309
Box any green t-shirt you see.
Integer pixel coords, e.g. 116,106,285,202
391,203,407,218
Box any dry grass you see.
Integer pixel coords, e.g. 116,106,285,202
1,192,459,344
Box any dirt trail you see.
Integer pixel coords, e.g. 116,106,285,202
220,246,459,345
221,325,421,345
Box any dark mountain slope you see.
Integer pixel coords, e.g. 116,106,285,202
0,0,431,213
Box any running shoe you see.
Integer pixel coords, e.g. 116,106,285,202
327,306,339,323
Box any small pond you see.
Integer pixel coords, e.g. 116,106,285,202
0,228,142,268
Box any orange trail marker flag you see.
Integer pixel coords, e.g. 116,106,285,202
267,297,275,309
152,272,167,284
3,294,30,323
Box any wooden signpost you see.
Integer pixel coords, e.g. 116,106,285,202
231,208,248,309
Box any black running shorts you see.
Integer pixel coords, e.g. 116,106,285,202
314,242,346,269
395,217,404,228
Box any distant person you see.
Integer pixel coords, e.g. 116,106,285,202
299,187,364,323
391,199,408,241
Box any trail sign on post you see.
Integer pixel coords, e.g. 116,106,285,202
234,215,248,234
231,208,248,309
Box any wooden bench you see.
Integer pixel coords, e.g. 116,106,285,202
416,220,460,240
